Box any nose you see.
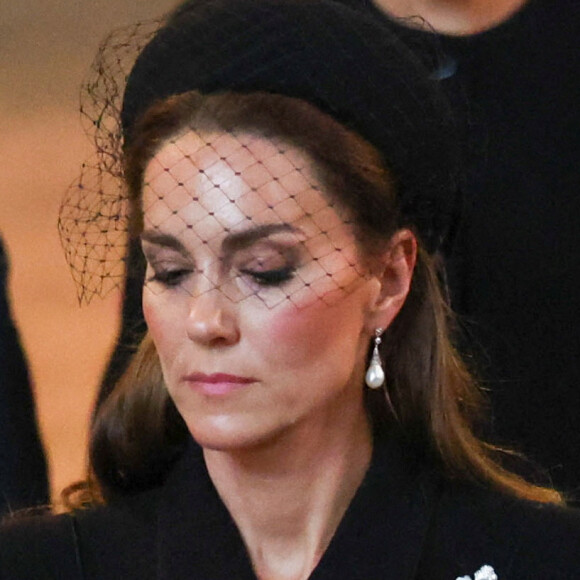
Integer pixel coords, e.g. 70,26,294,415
185,289,240,347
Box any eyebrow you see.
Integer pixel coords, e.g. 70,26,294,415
221,223,302,254
140,231,189,255
140,223,301,256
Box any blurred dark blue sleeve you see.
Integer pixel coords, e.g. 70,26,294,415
0,236,49,514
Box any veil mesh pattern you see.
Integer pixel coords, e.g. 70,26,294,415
137,93,371,310
58,20,162,303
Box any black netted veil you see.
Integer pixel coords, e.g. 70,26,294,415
58,0,460,304
59,19,163,303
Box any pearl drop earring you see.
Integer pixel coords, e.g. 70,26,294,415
365,328,385,389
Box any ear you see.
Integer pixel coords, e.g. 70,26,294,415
364,229,417,333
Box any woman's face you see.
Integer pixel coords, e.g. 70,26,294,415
141,129,402,450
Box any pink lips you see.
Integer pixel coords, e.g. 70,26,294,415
184,373,256,396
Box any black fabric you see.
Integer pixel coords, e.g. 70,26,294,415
442,0,580,500
0,513,82,579
2,435,580,579
335,0,580,497
421,481,580,578
0,237,49,515
121,0,462,253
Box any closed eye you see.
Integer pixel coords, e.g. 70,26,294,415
239,266,296,287
147,267,192,288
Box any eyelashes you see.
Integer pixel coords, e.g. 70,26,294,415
236,244,298,289
145,259,298,291
147,268,191,288
239,265,296,287
143,237,302,296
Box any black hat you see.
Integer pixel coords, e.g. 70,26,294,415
121,0,460,253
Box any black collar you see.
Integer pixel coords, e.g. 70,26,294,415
156,435,441,579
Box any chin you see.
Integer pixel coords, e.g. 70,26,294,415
185,415,302,452
184,414,280,452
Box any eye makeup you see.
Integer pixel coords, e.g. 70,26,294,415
141,224,307,295
232,240,301,290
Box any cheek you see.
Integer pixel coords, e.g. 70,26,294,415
142,294,183,364
259,295,363,369
268,303,335,343
142,294,163,338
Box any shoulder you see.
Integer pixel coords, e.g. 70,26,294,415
72,490,160,578
420,481,580,579
0,511,81,578
0,488,161,579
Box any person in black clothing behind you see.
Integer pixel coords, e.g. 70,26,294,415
351,0,580,498
0,236,49,515
3,1,580,578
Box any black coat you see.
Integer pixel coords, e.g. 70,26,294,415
2,435,580,579
0,237,49,515
339,0,580,501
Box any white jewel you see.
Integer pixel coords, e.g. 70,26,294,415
365,330,384,389
456,564,498,580
365,361,385,388
475,566,498,580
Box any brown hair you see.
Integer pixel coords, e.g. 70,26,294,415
65,91,561,508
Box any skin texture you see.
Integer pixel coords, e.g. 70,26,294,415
141,129,416,579
373,0,529,35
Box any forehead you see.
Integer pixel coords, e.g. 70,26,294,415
142,130,345,242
